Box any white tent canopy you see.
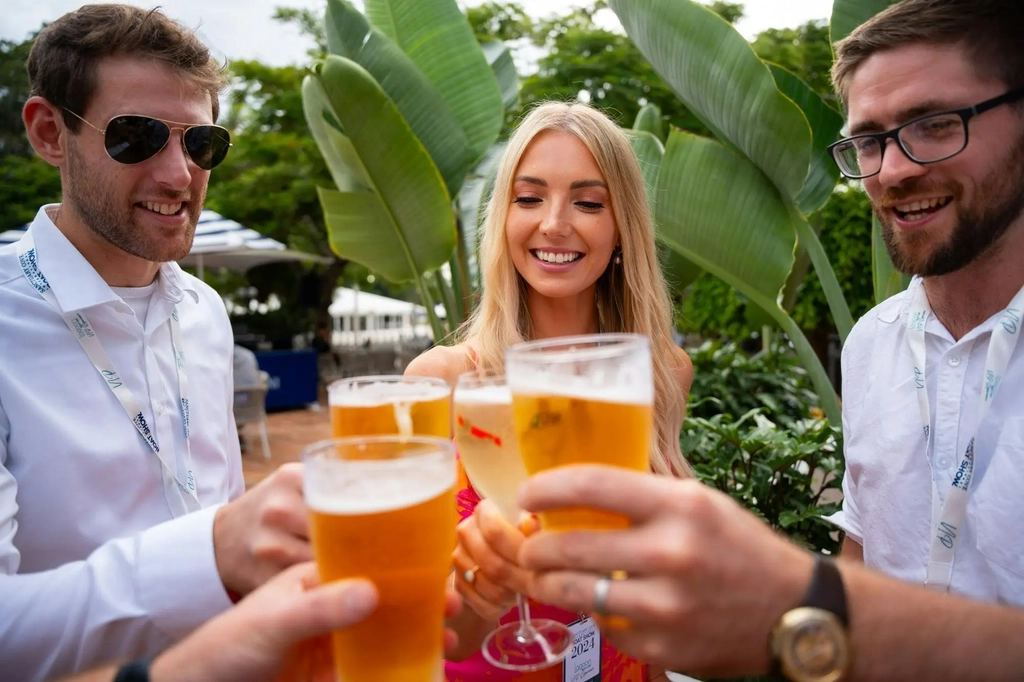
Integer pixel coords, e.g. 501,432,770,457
328,287,434,346
0,210,329,276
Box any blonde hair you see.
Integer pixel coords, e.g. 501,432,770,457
461,101,691,478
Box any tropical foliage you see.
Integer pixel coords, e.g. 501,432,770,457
302,0,518,341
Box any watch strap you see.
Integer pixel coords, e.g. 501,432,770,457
803,555,848,626
113,657,153,682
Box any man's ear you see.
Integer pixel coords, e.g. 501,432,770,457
23,96,67,168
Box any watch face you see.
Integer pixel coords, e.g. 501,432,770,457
787,620,843,675
777,608,849,682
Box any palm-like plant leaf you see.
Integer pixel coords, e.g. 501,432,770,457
655,130,840,422
767,64,844,215
324,0,473,197
364,0,504,162
609,0,812,199
315,56,455,286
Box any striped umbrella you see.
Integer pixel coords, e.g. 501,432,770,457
1,209,330,277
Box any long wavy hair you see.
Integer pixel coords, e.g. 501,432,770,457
460,101,690,477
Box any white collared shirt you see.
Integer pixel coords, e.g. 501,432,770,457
829,280,1024,605
0,206,244,681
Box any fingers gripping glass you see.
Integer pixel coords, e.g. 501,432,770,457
828,88,1024,179
64,110,232,170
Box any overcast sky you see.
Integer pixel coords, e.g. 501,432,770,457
3,0,835,68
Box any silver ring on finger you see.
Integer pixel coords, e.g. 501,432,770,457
593,576,612,616
463,565,481,585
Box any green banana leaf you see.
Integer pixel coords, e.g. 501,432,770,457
364,0,504,162
792,206,855,342
624,127,702,293
830,0,900,46
323,0,473,198
481,41,519,111
871,213,911,304
314,56,456,291
609,0,811,200
632,103,665,143
457,141,507,290
767,64,844,215
302,75,370,192
655,130,840,423
623,129,664,211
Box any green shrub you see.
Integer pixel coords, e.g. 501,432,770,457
687,340,819,428
684,410,844,555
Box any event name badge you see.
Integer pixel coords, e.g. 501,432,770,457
563,617,601,682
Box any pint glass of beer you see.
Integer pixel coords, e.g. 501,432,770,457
304,436,456,682
328,375,452,438
505,334,653,532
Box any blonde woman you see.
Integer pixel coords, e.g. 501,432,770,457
406,101,691,682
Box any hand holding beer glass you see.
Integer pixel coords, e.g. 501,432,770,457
304,436,456,682
452,373,573,670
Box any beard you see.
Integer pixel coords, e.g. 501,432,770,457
876,131,1024,277
64,139,203,263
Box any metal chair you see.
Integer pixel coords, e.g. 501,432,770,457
234,370,271,459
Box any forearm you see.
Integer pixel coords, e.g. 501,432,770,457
1,507,231,682
842,563,1024,681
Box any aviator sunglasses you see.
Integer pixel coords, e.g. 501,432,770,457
64,109,232,170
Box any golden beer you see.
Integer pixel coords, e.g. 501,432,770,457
506,334,654,532
304,437,456,682
453,376,527,523
328,376,452,438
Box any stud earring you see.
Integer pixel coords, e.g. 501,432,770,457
613,247,622,265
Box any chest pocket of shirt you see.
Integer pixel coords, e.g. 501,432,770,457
973,417,1024,600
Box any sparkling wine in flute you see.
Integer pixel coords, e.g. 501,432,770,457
453,381,526,523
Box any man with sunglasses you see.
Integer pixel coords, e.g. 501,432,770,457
824,0,1024,606
0,6,314,681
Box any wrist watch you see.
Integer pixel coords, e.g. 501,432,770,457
769,555,851,682
113,657,152,682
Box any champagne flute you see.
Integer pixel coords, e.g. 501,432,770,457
453,372,573,671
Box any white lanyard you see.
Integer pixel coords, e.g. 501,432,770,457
906,276,1024,591
17,235,200,516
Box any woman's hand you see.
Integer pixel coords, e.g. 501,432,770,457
451,499,533,621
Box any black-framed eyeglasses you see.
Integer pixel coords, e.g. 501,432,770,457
828,87,1024,180
64,110,232,171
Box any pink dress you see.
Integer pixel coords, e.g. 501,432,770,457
445,465,648,682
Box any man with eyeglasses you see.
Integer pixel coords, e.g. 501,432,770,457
824,0,1024,607
0,6,314,681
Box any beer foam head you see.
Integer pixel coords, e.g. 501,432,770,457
506,367,653,405
454,384,512,405
505,334,653,404
305,449,454,515
329,378,451,407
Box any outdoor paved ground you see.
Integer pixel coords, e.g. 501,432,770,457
240,405,331,489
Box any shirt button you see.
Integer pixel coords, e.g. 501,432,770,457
156,404,165,415
937,457,953,469
946,355,962,367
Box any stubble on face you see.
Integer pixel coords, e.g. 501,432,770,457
877,128,1024,277
64,135,204,263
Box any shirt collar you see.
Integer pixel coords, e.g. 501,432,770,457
24,204,198,312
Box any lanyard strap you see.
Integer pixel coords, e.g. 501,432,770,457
905,277,1024,591
17,235,199,516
